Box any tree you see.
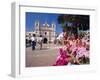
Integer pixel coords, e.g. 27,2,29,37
57,14,89,35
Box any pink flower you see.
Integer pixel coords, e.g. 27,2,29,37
83,51,89,58
76,46,89,58
53,48,69,66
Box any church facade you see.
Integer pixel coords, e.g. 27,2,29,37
26,20,56,43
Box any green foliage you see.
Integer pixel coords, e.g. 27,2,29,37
57,14,89,32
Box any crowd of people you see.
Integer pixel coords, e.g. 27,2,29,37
26,34,43,50
53,31,90,66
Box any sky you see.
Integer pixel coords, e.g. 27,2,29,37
26,12,63,33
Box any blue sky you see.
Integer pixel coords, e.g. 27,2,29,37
26,12,63,33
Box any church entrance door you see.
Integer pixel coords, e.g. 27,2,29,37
43,38,48,43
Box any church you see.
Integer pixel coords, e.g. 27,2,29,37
26,20,56,43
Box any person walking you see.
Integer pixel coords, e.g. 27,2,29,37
31,34,36,50
38,35,43,50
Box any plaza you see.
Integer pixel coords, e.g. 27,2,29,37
26,43,63,67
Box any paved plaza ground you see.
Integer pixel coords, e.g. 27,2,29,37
26,43,63,67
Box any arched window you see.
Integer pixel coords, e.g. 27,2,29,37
45,32,47,35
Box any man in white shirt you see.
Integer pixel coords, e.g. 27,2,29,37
31,34,36,50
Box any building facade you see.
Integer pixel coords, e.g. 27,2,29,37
26,20,56,43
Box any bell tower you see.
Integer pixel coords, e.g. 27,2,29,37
51,22,56,41
51,22,56,31
35,20,40,30
35,20,40,35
